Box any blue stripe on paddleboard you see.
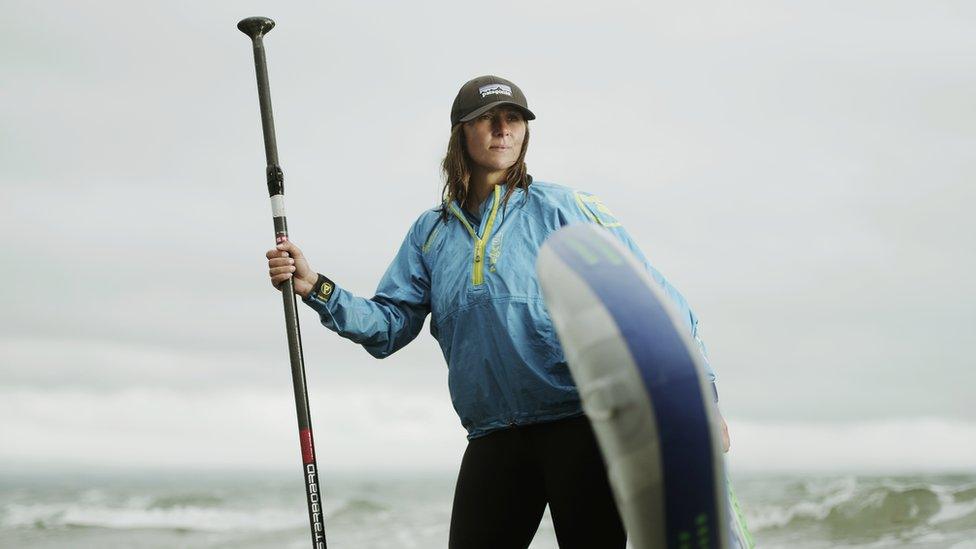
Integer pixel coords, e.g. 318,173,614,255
548,225,721,549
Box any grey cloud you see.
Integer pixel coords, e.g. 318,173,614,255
1,0,973,437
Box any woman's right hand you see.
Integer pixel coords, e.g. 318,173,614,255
266,241,319,299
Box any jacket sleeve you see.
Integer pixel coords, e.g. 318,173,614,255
302,217,431,359
564,190,717,384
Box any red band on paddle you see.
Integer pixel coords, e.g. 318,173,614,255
299,428,315,464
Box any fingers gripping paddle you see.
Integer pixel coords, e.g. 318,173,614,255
238,16,327,549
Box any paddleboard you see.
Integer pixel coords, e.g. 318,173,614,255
537,223,753,549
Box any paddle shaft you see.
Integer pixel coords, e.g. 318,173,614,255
237,16,326,549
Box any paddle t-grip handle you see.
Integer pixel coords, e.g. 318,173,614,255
237,16,275,39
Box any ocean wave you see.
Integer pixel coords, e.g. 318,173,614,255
331,498,389,517
0,490,398,534
0,501,305,532
147,492,225,510
954,485,976,503
748,476,976,542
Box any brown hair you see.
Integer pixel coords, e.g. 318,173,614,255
439,122,531,220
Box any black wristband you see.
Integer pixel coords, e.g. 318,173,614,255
310,273,336,302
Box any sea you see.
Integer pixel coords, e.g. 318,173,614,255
1,470,974,548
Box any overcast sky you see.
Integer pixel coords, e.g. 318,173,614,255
1,0,974,473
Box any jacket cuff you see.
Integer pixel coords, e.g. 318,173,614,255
302,273,336,305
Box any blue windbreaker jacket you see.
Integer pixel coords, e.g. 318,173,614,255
303,180,716,438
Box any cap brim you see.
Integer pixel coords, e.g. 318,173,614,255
458,101,536,123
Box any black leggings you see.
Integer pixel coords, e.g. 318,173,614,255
448,415,626,549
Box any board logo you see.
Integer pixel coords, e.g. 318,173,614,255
479,83,513,98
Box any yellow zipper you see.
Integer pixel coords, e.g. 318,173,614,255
449,185,501,285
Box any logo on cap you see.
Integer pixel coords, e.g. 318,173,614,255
479,84,513,98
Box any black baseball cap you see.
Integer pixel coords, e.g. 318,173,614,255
450,75,536,126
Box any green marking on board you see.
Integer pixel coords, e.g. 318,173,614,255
728,477,756,548
694,512,710,548
565,233,624,266
564,238,601,265
590,238,624,265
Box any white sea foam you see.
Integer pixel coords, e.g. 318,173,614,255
1,501,305,532
930,491,976,525
1,472,974,548
746,475,860,530
741,473,976,549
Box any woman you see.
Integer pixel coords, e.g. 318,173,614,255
266,75,727,548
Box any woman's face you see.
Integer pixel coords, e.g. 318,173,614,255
462,107,526,175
